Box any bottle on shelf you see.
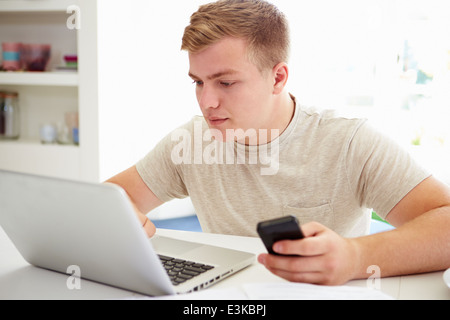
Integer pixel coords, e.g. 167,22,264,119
0,91,20,140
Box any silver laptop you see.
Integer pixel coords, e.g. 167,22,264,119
0,170,255,296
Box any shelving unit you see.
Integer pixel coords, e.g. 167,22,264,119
0,0,193,185
0,0,199,192
0,0,83,181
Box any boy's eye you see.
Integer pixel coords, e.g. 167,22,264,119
192,80,203,86
191,79,235,87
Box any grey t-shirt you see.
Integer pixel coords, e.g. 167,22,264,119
136,99,430,237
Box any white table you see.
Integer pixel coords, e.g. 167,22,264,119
0,227,448,300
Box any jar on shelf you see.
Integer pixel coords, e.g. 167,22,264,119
0,91,20,140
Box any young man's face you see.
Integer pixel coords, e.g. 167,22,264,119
188,37,279,145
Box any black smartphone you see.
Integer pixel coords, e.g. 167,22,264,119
257,215,305,256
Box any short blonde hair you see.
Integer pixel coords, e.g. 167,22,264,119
181,0,290,72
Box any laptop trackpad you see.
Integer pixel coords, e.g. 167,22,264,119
150,235,203,256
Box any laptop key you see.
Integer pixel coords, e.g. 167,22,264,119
193,263,205,268
174,277,187,284
185,266,206,273
158,255,174,261
178,273,193,280
182,270,199,276
172,259,186,264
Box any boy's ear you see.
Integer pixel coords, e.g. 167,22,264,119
272,62,289,94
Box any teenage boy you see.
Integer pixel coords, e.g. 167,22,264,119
108,0,450,285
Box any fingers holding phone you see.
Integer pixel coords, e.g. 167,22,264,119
257,215,304,256
257,219,358,285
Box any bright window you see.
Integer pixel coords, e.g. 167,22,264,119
273,0,450,182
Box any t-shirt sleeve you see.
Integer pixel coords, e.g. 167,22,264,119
345,122,431,220
135,126,189,203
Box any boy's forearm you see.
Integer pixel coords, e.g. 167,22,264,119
351,207,450,280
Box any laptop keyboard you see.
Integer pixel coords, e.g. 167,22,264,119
158,254,215,286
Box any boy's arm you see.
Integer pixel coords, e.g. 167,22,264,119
258,176,450,284
106,165,164,237
352,175,450,278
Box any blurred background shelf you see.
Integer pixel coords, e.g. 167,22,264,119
0,0,75,12
0,138,80,180
0,71,78,86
